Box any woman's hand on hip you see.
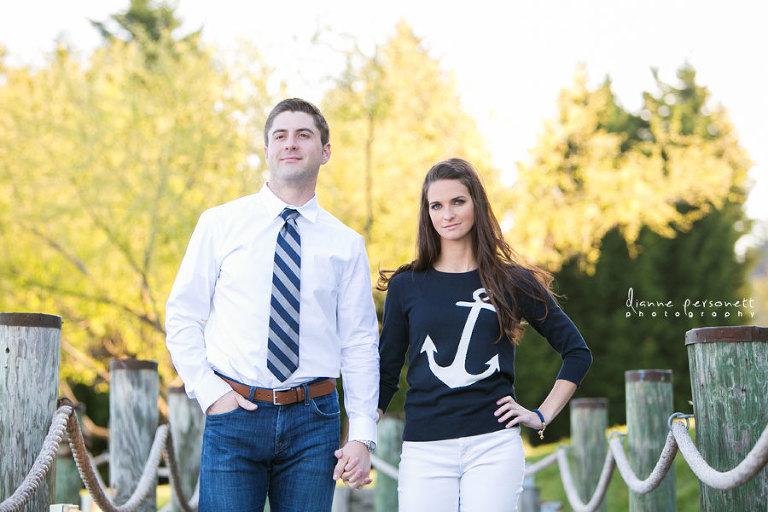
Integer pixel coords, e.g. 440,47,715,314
494,395,543,430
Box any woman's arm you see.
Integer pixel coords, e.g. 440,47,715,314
494,379,577,437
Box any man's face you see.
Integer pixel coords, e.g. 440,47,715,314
264,111,331,182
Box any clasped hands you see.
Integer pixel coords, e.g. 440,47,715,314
209,391,373,490
331,407,386,489
332,441,372,489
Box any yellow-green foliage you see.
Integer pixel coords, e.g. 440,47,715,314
510,66,751,273
320,21,501,278
0,34,274,387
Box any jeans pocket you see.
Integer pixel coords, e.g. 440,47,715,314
206,405,246,420
310,396,340,418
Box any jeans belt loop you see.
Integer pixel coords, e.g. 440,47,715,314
302,382,311,406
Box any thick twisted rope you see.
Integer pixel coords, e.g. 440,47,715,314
608,432,678,494
67,409,168,512
0,405,73,512
1,401,195,512
162,429,199,512
525,450,559,477
670,419,768,489
370,454,399,480
156,480,199,512
5,404,768,512
556,446,616,512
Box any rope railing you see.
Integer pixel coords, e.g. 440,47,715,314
67,410,169,512
523,450,559,477
556,445,616,512
670,418,768,490
3,407,768,512
0,399,199,512
372,413,768,512
609,431,678,494
519,415,768,511
370,454,399,480
161,423,200,512
0,405,72,512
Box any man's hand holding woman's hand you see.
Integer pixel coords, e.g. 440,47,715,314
333,441,373,490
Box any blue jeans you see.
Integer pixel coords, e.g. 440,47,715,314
199,388,340,512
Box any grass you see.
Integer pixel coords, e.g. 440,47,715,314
526,426,700,511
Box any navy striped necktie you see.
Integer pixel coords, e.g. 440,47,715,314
267,208,301,381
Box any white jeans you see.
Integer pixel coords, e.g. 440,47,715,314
397,427,525,512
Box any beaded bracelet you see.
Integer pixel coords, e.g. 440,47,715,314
532,409,547,440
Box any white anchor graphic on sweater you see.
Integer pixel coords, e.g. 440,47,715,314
421,288,501,388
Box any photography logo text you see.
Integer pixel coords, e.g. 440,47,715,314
625,287,755,319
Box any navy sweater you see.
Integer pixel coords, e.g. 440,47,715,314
378,268,592,442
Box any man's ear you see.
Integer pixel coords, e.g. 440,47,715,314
322,143,331,165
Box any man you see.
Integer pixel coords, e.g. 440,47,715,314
165,98,379,512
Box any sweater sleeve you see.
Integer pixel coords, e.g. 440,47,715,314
378,274,410,412
516,273,593,385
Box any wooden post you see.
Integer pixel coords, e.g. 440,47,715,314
686,326,768,511
374,416,403,512
0,312,62,512
570,398,608,512
167,386,204,512
625,370,676,512
109,359,159,512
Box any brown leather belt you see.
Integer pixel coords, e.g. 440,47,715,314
219,375,336,405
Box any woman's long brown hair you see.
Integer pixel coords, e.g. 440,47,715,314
377,158,554,344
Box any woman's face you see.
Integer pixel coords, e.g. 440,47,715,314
426,179,475,243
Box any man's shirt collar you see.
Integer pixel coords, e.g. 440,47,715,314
259,183,319,223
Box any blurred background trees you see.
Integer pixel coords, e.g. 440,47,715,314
0,1,274,398
513,64,753,441
0,0,762,441
320,21,500,276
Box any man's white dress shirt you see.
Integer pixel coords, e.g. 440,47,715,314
166,184,380,444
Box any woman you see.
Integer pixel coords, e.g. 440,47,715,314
377,158,592,511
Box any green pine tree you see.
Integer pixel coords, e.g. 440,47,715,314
514,64,752,442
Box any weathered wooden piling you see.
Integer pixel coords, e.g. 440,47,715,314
374,416,403,512
109,359,159,512
570,398,608,512
167,386,204,512
0,313,62,512
686,326,768,511
625,369,676,512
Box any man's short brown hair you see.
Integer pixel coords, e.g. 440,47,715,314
264,98,329,147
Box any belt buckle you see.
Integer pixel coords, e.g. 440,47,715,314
272,387,291,405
